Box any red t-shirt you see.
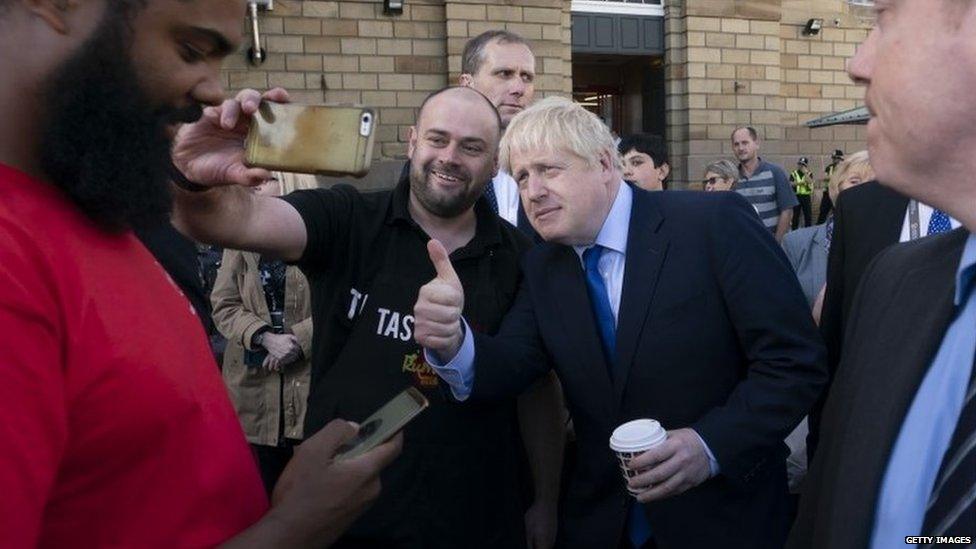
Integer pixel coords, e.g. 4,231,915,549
0,164,268,548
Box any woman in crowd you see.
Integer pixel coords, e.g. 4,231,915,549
618,133,670,191
782,150,874,315
702,159,740,191
211,172,318,494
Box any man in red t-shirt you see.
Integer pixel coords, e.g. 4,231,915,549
0,2,400,548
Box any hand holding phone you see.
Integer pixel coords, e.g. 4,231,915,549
265,419,403,547
335,387,429,460
172,88,290,189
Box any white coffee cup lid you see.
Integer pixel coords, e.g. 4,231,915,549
609,419,667,452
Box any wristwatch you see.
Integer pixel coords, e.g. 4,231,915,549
169,163,211,193
251,327,271,349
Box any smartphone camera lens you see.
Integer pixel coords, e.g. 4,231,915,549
360,112,373,137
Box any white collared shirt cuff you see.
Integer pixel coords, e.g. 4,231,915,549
692,430,721,477
423,318,476,401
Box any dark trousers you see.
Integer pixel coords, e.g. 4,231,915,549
817,191,833,224
251,442,296,495
792,194,813,229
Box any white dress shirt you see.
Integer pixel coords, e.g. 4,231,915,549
570,182,632,321
899,202,961,242
492,171,521,227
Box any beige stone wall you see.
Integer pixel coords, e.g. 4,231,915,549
221,0,572,188
220,0,873,191
666,0,873,189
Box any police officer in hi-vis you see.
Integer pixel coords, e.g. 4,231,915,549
790,157,815,229
817,150,844,224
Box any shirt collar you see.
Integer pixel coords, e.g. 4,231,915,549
573,181,632,259
389,170,414,224
954,232,976,305
495,170,515,185
740,157,766,179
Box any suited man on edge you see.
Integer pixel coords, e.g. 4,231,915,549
789,1,976,547
413,97,826,549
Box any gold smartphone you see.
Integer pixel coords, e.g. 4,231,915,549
244,102,376,178
334,387,429,460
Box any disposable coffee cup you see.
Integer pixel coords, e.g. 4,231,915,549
609,419,668,496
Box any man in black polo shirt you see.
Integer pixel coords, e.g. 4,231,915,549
172,86,562,548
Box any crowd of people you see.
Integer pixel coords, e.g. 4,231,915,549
1,0,974,548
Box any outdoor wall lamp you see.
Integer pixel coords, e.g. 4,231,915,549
247,0,274,65
384,0,404,16
802,18,824,36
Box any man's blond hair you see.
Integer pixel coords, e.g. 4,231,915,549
499,96,623,174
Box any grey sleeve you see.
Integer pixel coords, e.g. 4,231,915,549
774,167,800,211
781,233,804,273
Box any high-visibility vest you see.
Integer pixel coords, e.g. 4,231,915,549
822,162,838,187
790,169,813,195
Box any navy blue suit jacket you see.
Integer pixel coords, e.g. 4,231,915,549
471,187,827,549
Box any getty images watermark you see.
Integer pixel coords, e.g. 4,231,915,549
905,536,973,545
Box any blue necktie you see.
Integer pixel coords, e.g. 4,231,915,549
582,246,651,548
582,246,615,371
483,181,499,214
928,209,952,235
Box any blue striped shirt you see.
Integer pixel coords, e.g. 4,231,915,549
735,159,798,232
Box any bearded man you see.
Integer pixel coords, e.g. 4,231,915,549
171,85,557,548
0,2,399,547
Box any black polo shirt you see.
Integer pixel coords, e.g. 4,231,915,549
281,175,531,437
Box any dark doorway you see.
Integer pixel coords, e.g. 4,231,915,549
572,54,666,141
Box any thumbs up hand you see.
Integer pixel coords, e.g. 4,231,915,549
414,239,466,362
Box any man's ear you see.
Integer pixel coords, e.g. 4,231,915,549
407,126,418,158
458,73,473,87
658,162,671,182
598,149,615,175
23,0,78,34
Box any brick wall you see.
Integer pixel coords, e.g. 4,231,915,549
221,0,571,188
666,0,873,189
221,0,872,191
778,7,872,180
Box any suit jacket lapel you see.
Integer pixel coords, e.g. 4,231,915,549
614,190,668,402
243,252,271,318
878,187,909,247
548,246,615,406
